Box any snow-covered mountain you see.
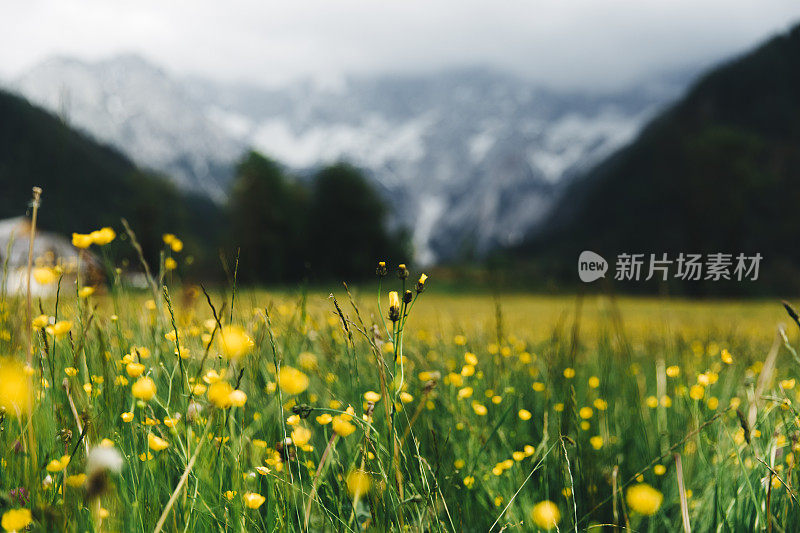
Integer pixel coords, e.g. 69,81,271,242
8,55,690,263
13,55,243,199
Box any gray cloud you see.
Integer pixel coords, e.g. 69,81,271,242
2,0,800,89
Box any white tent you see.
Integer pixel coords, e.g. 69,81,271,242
0,217,100,296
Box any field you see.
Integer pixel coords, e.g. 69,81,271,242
2,262,800,531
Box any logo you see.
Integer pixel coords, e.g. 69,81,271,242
578,251,608,282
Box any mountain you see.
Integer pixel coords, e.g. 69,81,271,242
523,22,800,294
9,56,691,263
0,87,224,273
13,55,243,200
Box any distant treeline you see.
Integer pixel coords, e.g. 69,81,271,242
227,152,408,283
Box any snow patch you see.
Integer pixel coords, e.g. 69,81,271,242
206,106,252,139
251,114,431,169
528,108,647,181
468,130,495,162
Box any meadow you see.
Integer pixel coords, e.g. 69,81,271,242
1,233,800,531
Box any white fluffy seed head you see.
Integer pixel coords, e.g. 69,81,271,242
86,446,123,476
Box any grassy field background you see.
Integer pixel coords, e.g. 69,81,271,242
2,278,799,531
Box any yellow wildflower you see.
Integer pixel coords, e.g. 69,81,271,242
78,286,95,299
626,483,663,515
1,509,33,531
594,398,608,411
458,387,473,399
243,492,266,509
65,473,87,488
46,320,72,337
126,363,145,378
298,351,318,370
72,233,93,248
148,433,169,451
46,455,70,472
218,325,253,360
346,469,371,497
229,389,247,407
291,426,312,447
364,391,381,403
332,415,356,437
90,227,116,245
388,291,401,320
524,445,535,456
131,377,156,401
33,267,57,285
278,366,309,395
531,500,560,530
32,314,49,329
0,359,30,416
689,385,705,400
208,381,234,409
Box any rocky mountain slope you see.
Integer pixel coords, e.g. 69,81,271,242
9,56,689,262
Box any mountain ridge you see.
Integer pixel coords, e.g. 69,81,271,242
8,55,692,263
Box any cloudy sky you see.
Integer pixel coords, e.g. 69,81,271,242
2,1,799,90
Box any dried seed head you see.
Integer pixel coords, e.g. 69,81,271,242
423,379,438,394
292,403,313,419
397,264,409,280
186,400,202,424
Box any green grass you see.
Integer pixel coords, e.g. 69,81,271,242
2,272,800,531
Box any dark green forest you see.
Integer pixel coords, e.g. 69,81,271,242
516,22,800,295
229,153,407,283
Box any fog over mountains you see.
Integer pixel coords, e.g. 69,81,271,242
9,55,692,263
